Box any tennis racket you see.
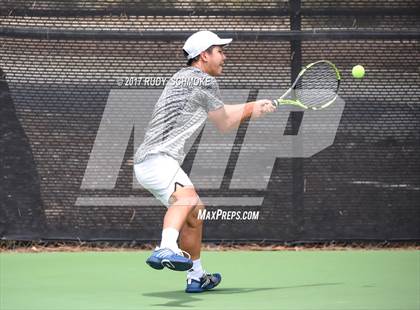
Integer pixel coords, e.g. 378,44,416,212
272,60,341,110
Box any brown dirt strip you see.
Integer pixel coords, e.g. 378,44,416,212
1,240,419,253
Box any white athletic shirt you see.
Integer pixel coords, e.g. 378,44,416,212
134,66,224,165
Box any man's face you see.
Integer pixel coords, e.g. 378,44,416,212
202,46,226,76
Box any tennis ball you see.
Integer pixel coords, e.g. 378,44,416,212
352,65,365,78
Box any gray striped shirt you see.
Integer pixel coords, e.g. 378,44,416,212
134,66,224,165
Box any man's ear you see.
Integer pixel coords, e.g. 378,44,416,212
200,51,209,63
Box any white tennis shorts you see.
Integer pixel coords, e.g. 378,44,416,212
134,154,194,207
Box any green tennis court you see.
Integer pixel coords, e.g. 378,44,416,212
1,250,418,310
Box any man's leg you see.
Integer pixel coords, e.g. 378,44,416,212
146,186,198,271
162,184,205,277
158,186,199,253
179,201,207,283
177,200,222,293
179,200,204,260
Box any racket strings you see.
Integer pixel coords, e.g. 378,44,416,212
294,62,338,108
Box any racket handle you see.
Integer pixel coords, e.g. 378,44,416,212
272,99,279,107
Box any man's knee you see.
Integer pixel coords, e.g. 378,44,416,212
168,186,199,208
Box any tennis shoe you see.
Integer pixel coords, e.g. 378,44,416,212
146,247,193,271
185,273,222,293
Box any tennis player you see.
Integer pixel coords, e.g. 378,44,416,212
134,30,275,293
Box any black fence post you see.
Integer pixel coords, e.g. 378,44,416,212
289,0,305,240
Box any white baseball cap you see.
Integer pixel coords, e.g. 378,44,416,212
183,30,232,60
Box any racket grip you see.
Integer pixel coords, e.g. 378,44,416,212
272,99,279,107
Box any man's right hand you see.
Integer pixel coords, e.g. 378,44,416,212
250,99,276,119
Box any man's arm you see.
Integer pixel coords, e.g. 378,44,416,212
207,99,275,133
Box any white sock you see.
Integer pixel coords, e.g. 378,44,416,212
187,259,205,280
159,227,179,252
